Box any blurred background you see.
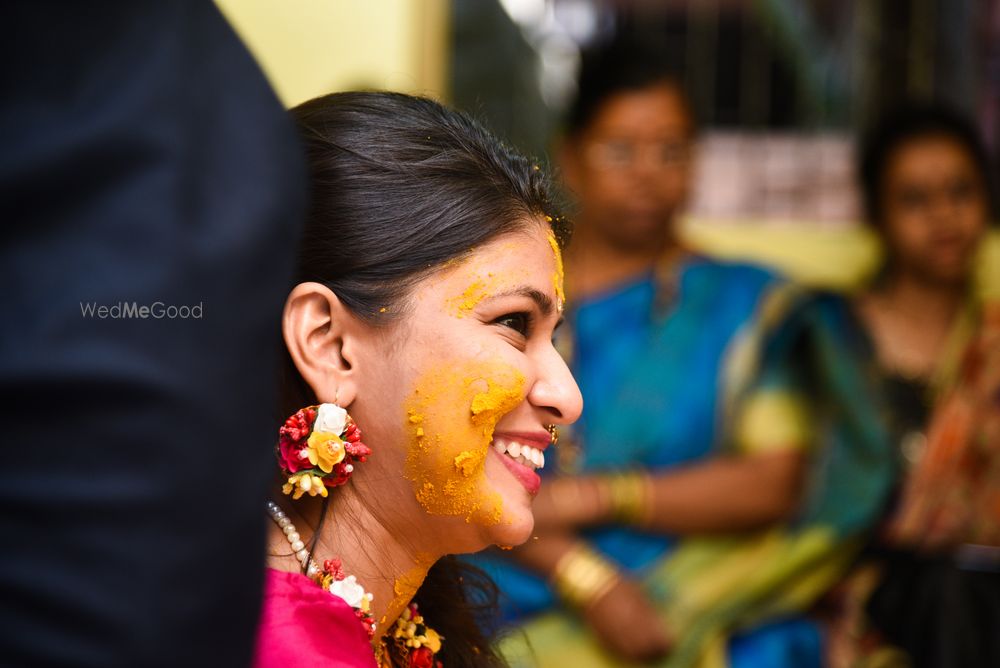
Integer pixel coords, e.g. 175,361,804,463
209,4,1000,666
216,0,999,293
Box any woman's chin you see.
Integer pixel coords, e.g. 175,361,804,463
486,505,535,549
430,490,535,554
479,451,539,547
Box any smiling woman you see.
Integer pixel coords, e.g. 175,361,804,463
254,92,582,668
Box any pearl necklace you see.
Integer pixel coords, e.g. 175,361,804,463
266,500,323,578
266,500,376,636
266,502,444,667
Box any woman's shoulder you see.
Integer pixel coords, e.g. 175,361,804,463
680,255,792,311
682,254,785,285
253,568,377,668
685,254,866,315
678,255,796,325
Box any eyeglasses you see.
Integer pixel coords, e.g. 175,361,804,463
584,139,691,171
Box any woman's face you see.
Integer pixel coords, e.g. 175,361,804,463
561,82,693,251
348,222,581,551
879,135,988,285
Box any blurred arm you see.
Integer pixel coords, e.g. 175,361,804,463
534,449,806,534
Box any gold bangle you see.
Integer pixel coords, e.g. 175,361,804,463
606,471,651,525
551,543,621,610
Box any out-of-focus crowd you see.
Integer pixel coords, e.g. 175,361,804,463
468,38,1000,668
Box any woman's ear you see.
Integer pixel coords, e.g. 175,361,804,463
282,282,359,407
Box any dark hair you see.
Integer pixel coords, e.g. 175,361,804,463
566,39,692,137
291,91,566,322
285,91,567,667
858,103,998,225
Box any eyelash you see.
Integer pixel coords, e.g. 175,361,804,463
492,311,533,337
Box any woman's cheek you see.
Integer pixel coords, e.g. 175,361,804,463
402,358,525,525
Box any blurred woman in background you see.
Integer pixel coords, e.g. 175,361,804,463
826,104,1000,668
470,42,894,668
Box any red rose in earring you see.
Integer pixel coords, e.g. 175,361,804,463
277,403,372,499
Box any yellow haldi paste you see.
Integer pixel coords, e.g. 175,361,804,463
448,280,488,318
403,360,525,523
546,229,566,307
387,555,435,621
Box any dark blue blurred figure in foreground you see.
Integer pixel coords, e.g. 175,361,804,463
0,2,304,666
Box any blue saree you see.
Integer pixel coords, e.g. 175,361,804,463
467,256,894,667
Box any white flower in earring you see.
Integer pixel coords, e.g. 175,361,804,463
314,403,347,435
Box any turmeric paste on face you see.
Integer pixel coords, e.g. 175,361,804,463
403,360,524,524
446,269,520,319
546,228,565,308
447,280,488,318
387,554,435,618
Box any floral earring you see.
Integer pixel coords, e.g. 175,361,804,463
276,402,371,499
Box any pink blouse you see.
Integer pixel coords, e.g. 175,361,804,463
253,568,377,668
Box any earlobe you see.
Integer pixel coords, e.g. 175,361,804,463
283,282,359,407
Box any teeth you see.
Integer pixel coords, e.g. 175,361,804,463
492,438,545,471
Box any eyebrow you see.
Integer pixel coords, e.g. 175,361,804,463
482,286,555,317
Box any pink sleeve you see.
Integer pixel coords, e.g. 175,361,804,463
253,568,378,668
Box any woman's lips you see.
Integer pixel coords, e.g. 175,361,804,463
495,430,553,449
491,447,542,495
489,430,551,495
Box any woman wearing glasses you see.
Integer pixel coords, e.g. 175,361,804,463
469,42,893,668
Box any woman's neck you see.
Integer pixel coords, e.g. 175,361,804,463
267,482,442,638
566,222,678,298
878,270,966,322
859,269,968,378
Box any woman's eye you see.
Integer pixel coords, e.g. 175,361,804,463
493,312,531,337
604,142,633,166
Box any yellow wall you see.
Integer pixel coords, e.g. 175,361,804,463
216,0,449,108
